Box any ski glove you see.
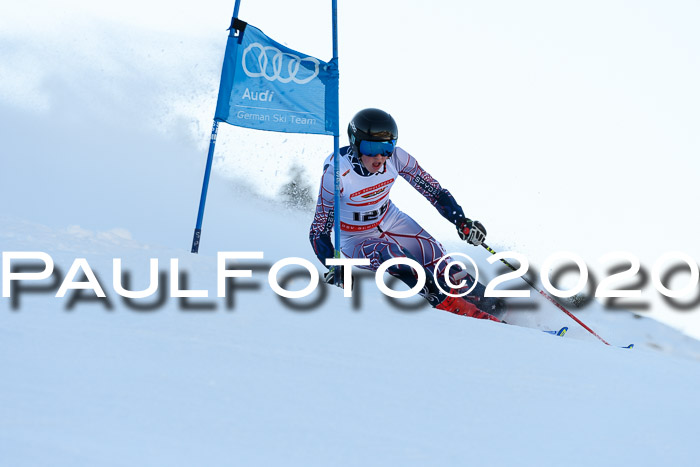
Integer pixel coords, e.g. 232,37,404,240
458,219,487,246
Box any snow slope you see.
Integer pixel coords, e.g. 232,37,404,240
3,1,700,465
2,184,700,466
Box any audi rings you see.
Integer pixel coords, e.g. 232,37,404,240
242,42,320,84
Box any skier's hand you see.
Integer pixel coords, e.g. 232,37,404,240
458,219,487,246
324,266,345,288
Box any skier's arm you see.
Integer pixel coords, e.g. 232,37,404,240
395,148,468,226
396,148,487,246
309,161,336,268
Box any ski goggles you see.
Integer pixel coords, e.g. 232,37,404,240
358,139,396,157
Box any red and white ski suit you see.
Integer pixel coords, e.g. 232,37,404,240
309,146,468,276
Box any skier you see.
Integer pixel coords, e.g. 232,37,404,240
309,108,502,322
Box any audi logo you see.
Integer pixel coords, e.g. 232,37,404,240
241,42,320,84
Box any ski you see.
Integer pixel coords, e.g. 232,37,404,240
542,326,634,348
543,326,568,337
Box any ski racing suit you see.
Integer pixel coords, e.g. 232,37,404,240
309,145,497,312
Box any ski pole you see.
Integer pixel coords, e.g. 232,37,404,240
481,243,612,346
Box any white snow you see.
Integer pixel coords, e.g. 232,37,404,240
2,1,700,465
3,188,700,466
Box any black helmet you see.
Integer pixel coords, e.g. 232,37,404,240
348,108,398,155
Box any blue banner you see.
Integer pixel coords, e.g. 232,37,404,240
214,22,339,136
